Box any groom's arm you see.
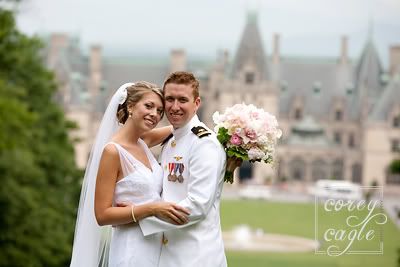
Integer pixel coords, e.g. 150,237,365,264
139,138,225,236
141,126,173,148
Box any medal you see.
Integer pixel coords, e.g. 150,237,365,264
167,162,185,183
167,163,175,181
171,163,180,182
177,163,185,183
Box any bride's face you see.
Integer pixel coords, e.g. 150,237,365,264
129,92,164,131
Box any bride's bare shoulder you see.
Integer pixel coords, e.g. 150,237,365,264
102,143,119,159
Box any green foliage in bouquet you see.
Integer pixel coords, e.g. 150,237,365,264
217,128,247,161
216,128,245,183
216,127,230,145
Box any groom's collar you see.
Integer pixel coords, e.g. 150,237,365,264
172,115,200,140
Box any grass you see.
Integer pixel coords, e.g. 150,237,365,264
220,200,400,267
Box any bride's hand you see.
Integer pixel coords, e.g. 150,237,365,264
152,202,190,225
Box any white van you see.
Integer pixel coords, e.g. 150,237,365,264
239,185,271,200
309,180,362,200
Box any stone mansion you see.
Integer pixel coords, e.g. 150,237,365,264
45,13,400,188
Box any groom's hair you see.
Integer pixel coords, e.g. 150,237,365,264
163,71,200,99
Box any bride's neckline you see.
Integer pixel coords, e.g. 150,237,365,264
109,140,153,173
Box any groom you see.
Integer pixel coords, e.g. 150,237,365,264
139,71,227,267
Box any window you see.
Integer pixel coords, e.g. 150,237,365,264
393,115,400,128
239,161,253,182
294,108,302,120
245,72,255,84
313,81,321,94
280,80,288,92
290,157,306,181
346,82,354,95
392,139,400,152
351,163,362,183
335,110,343,121
334,132,342,144
346,88,353,95
348,133,355,148
332,159,344,180
312,159,328,181
214,90,220,100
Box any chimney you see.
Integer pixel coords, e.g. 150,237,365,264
169,49,186,73
272,33,280,64
339,36,348,65
48,33,69,68
89,45,102,98
222,49,229,67
217,49,229,68
389,45,400,76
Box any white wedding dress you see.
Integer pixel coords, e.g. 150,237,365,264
107,139,163,267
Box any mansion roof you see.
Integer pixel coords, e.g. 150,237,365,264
45,14,398,125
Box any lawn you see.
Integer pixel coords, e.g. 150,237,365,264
220,200,400,267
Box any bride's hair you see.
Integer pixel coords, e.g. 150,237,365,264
117,81,164,124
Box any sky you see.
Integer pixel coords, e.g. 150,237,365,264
14,0,400,67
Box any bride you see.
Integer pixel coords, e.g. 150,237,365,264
70,82,189,267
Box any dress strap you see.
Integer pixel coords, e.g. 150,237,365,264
138,139,157,166
105,142,136,177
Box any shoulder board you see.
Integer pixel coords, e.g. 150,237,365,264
161,133,173,146
191,126,211,138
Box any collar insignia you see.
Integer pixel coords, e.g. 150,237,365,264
191,126,211,138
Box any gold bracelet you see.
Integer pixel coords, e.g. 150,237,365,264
131,205,137,223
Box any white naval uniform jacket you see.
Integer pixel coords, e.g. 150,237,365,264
139,115,227,267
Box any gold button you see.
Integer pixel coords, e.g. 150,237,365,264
171,140,176,147
162,236,168,245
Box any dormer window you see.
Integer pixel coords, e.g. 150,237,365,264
393,115,400,128
313,81,321,94
380,73,389,86
346,82,354,95
335,110,343,121
280,80,288,92
245,72,255,84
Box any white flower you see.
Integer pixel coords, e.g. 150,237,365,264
248,147,265,161
276,129,283,139
118,88,128,105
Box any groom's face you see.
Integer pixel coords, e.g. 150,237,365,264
164,83,200,129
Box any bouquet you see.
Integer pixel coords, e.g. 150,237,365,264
213,103,282,183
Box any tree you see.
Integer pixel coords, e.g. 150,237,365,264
389,159,400,174
0,8,81,267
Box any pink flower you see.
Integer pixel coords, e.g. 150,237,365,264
250,111,260,119
229,134,243,145
245,129,257,140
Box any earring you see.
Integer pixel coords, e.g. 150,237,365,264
128,110,132,118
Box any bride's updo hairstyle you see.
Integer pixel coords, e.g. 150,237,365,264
117,81,164,124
